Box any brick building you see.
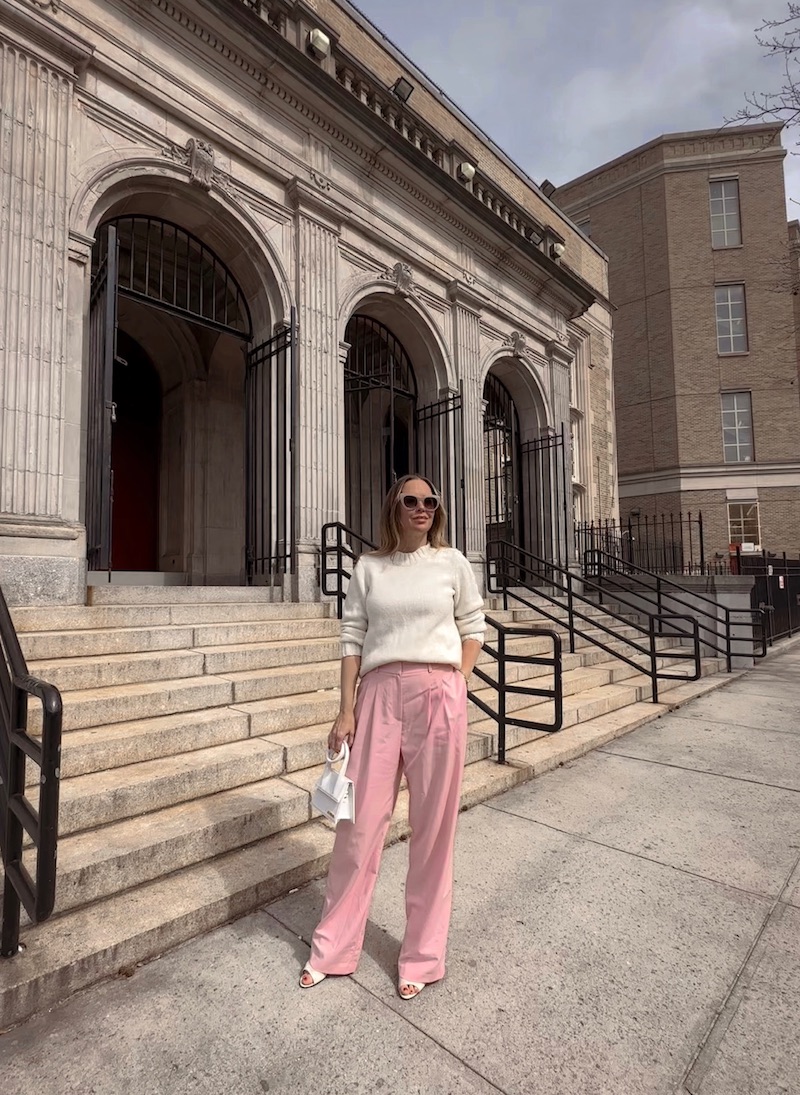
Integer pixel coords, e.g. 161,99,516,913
0,0,615,605
555,124,800,560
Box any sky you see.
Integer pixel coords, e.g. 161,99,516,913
353,0,800,212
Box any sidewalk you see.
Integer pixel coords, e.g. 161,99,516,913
1,645,799,1095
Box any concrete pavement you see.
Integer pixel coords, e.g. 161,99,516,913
1,643,799,1095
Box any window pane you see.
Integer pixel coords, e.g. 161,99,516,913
728,502,760,545
721,392,753,462
715,285,748,353
710,179,741,248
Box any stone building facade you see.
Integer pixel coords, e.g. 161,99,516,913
556,124,800,560
0,0,615,606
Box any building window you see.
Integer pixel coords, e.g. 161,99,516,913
721,391,753,463
715,285,748,354
728,502,760,547
710,179,741,248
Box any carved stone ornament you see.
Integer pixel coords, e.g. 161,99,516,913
310,170,331,192
161,138,230,194
462,270,476,287
187,137,214,191
381,261,416,297
505,331,528,358
27,0,59,9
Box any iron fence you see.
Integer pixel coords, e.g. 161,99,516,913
731,550,800,644
576,512,706,575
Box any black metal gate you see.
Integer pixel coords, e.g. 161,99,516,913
344,316,417,542
483,373,569,568
521,427,570,569
245,319,295,583
484,373,522,551
343,316,465,549
416,387,465,552
86,225,118,572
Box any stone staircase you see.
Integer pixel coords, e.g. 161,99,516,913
0,585,735,1030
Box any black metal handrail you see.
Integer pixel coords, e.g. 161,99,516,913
469,616,562,763
320,522,377,619
488,541,702,703
584,549,767,670
1,585,63,958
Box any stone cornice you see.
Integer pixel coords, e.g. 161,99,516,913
155,0,598,317
0,0,94,74
558,128,784,214
619,461,800,497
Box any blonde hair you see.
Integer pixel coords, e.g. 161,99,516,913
373,474,450,556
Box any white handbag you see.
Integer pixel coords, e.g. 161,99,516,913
311,741,356,825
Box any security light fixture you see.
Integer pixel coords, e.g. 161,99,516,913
540,179,557,198
550,241,566,259
307,28,331,59
457,161,476,182
391,77,415,103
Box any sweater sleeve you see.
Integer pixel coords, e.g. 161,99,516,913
340,558,368,657
453,553,486,645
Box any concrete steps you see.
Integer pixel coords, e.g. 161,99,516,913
0,668,738,1032
0,586,735,1031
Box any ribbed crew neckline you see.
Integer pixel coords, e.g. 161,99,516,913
388,543,438,567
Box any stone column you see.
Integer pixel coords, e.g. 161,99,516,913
287,178,343,601
0,4,93,603
447,281,485,581
547,340,575,564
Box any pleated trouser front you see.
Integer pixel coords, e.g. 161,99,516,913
309,661,468,984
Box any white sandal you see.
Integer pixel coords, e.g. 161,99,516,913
299,963,327,988
398,979,425,999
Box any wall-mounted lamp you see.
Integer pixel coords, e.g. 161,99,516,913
540,179,557,198
391,76,415,102
457,161,476,182
307,28,331,59
550,241,566,260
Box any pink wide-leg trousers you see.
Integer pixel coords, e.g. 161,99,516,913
309,661,468,984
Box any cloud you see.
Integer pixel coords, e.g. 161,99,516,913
355,0,800,204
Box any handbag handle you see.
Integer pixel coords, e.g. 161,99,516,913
325,740,350,778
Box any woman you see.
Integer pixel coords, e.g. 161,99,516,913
300,474,486,999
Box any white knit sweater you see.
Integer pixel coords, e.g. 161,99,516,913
340,545,486,675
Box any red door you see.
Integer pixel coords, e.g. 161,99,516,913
110,339,161,571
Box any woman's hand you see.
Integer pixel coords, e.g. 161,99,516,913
328,709,356,753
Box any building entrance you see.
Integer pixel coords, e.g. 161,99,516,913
343,314,465,549
86,214,282,584
483,370,570,569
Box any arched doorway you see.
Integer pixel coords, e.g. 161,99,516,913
483,368,569,568
86,214,286,583
483,373,522,550
344,316,417,542
342,312,466,549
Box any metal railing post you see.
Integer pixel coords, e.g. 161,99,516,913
649,617,659,705
497,630,507,764
1,688,24,958
566,572,576,654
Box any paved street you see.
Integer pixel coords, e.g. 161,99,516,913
2,645,799,1095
